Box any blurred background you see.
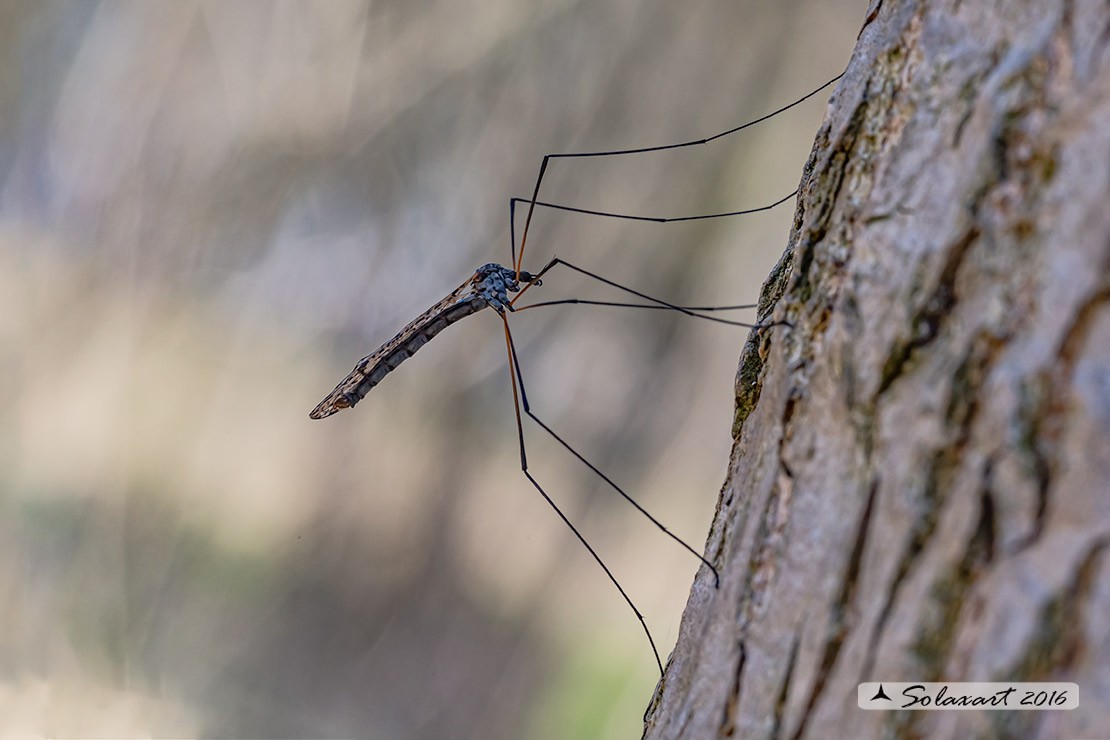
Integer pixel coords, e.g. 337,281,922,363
1,1,861,738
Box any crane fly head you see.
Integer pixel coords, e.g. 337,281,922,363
516,270,541,287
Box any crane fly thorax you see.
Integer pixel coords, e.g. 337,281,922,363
468,263,540,313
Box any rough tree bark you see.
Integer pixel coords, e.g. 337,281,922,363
644,1,1109,738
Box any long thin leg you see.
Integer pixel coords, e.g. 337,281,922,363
516,298,757,312
508,191,795,271
502,314,527,469
511,187,796,227
505,316,721,587
501,314,665,675
512,257,791,331
511,73,842,274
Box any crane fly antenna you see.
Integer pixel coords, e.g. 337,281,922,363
511,73,843,276
502,314,665,675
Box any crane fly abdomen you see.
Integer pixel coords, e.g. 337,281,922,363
309,263,535,419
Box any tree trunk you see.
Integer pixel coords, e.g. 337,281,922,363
644,1,1110,738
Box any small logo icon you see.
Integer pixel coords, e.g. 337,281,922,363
870,684,892,702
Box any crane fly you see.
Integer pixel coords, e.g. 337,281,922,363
310,73,842,674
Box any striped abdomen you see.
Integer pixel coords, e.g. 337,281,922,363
309,263,532,419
